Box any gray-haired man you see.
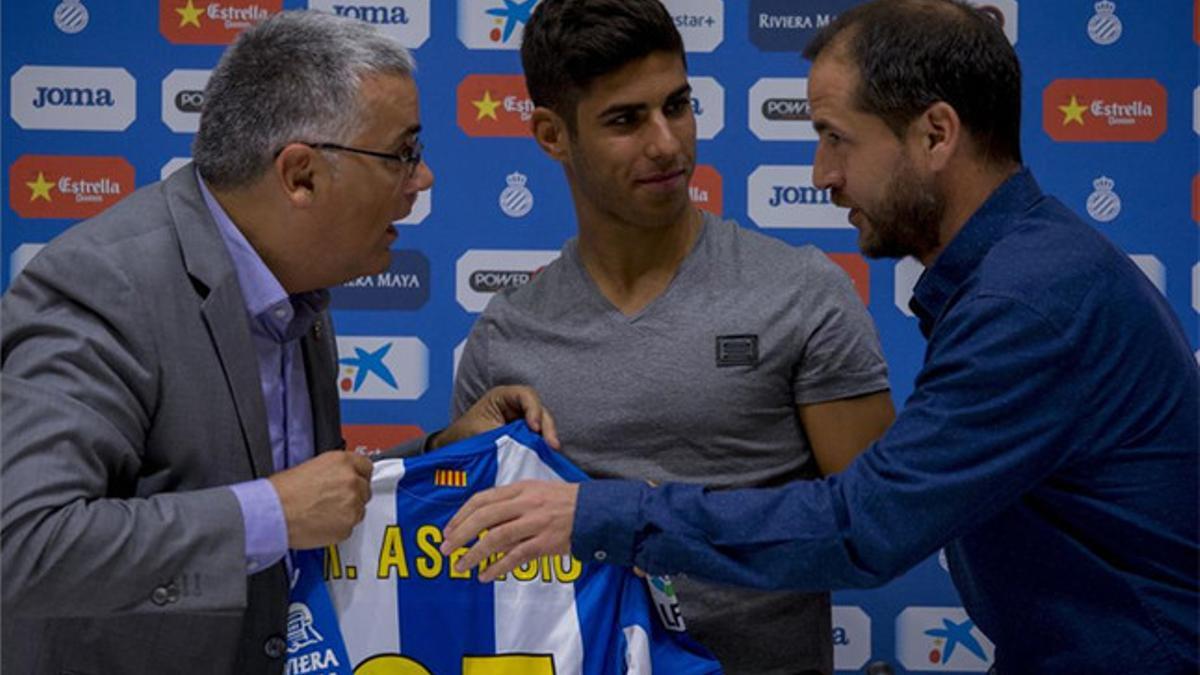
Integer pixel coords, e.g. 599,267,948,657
1,12,554,675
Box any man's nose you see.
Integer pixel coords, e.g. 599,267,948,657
812,144,839,190
644,113,683,161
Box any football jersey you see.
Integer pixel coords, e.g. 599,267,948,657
286,420,721,675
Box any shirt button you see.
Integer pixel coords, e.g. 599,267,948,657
263,635,287,659
150,586,170,606
593,550,608,562
273,307,288,319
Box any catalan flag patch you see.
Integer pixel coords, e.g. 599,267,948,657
434,468,468,488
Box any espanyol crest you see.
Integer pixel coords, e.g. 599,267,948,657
499,171,534,218
1087,1,1122,45
1086,176,1121,223
54,0,89,34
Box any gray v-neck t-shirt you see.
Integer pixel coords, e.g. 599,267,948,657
453,212,889,673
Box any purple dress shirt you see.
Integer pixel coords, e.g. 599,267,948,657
199,173,327,574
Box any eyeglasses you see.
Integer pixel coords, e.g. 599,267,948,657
279,140,424,180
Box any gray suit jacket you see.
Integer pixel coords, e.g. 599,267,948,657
1,167,343,674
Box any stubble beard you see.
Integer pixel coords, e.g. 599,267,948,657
858,163,945,261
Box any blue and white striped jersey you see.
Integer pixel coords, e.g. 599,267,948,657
286,420,721,675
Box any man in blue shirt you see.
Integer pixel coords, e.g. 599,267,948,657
441,1,1199,672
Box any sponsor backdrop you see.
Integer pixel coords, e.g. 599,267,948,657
2,1,1197,671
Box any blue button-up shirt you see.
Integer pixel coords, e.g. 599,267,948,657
574,169,1199,673
199,174,326,573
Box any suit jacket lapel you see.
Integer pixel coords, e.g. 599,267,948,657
301,313,344,453
164,166,274,478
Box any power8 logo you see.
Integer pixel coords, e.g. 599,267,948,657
161,69,211,133
174,89,205,113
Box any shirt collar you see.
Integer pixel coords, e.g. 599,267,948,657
197,169,328,342
910,167,1043,336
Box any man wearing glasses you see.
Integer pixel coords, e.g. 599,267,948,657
0,12,553,675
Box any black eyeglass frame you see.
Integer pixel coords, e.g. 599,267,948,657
275,140,424,179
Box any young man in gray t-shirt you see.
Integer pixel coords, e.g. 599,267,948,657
451,1,894,672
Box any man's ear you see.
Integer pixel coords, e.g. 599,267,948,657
532,107,570,162
914,101,962,172
274,143,321,208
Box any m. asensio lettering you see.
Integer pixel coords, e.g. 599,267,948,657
324,524,583,584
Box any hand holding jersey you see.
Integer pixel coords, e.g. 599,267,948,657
267,384,555,551
442,480,578,581
269,451,374,550
432,384,560,451
287,422,719,675
436,3,1200,673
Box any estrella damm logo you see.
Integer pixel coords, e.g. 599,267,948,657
159,0,280,45
457,74,532,137
342,424,425,456
9,155,134,219
433,469,468,488
1042,79,1167,142
689,164,723,216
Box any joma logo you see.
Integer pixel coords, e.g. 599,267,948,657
332,5,410,24
33,86,115,109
